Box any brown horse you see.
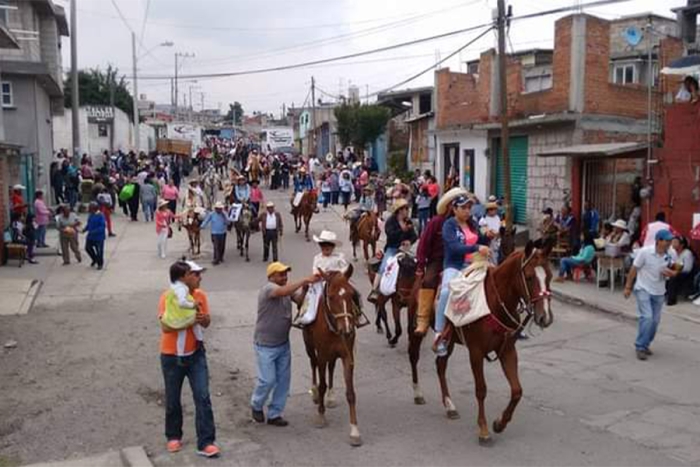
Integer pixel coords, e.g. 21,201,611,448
291,191,317,241
435,240,554,445
349,212,380,262
302,266,362,446
179,211,202,256
367,252,419,348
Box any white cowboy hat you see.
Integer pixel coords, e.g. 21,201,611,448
157,199,170,208
393,178,402,185
12,184,26,190
214,201,225,209
194,207,207,215
611,219,628,231
313,230,343,247
266,201,275,208
437,187,470,216
487,195,497,202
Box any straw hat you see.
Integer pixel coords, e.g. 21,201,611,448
611,219,628,231
214,201,225,209
158,199,170,208
485,202,499,210
437,187,470,216
391,198,410,213
313,230,342,247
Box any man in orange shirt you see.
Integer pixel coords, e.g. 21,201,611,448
158,260,220,458
10,184,27,216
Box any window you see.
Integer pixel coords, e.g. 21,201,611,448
2,81,13,108
613,63,637,85
0,0,8,26
98,123,109,138
524,74,553,93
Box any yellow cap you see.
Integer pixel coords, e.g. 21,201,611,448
266,261,291,277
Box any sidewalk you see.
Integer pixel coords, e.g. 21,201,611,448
24,446,151,467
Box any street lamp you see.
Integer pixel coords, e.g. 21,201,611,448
132,35,173,152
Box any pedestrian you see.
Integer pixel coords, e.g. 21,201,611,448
624,229,678,360
156,199,174,259
141,177,158,222
251,262,319,426
50,161,65,204
10,184,27,216
582,200,600,239
97,186,116,237
330,169,340,205
339,171,353,211
33,190,52,248
127,176,141,221
162,179,180,215
158,260,220,458
201,202,230,265
83,202,106,270
415,187,432,235
258,201,283,263
640,212,677,248
57,204,82,265
10,212,38,264
479,202,502,265
320,175,331,210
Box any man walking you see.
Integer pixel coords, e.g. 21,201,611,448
624,229,678,360
158,260,220,458
201,201,229,265
251,262,319,426
258,201,283,262
83,202,106,270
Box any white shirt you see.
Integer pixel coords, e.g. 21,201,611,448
313,252,349,274
479,215,501,234
265,212,277,230
633,245,671,296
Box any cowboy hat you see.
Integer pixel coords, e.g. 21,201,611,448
158,199,170,208
485,202,499,210
391,198,410,213
393,178,402,185
194,207,207,215
611,219,628,231
313,230,343,247
266,201,275,208
214,201,225,209
437,187,470,216
487,195,497,202
12,184,26,191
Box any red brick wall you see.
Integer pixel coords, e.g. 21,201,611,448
435,68,483,129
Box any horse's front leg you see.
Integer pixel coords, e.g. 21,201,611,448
362,240,369,263
304,215,311,242
327,359,337,408
493,341,522,435
245,233,250,262
436,342,460,420
469,345,491,445
408,312,425,405
388,298,402,348
316,360,328,428
352,240,358,261
342,351,362,447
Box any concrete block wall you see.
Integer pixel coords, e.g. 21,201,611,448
0,2,42,63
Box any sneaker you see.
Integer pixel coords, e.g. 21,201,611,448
166,439,182,453
267,417,289,427
636,350,648,361
196,444,221,458
693,297,700,306
643,348,653,356
251,408,265,423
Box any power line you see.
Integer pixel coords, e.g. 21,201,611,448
109,0,167,67
139,0,152,45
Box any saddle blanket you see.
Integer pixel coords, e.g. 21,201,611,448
445,262,491,327
299,281,323,324
379,255,400,296
228,204,242,222
293,192,304,208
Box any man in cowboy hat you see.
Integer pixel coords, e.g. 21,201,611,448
11,184,27,216
479,201,502,265
414,187,468,336
258,201,283,262
201,201,230,265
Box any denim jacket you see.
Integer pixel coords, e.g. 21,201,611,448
442,217,486,270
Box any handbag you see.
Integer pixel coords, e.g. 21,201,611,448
168,226,173,238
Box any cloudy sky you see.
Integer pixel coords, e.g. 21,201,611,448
59,0,686,115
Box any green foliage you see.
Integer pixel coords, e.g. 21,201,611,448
225,102,244,125
64,66,134,121
334,103,391,152
387,149,411,181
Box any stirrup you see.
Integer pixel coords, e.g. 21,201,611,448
356,312,371,328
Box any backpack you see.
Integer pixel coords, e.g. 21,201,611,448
119,183,135,202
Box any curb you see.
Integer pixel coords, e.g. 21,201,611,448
119,446,153,467
18,280,42,315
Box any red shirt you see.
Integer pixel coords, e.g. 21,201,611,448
416,215,446,272
426,183,440,199
11,192,26,215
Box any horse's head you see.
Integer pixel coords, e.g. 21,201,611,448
306,190,318,207
395,252,418,302
318,266,356,336
521,239,555,328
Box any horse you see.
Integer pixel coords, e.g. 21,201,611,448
201,168,221,209
302,266,362,446
435,240,554,445
367,252,419,348
291,190,317,241
179,211,203,256
349,211,380,262
234,202,253,262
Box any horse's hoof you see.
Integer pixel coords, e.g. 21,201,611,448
446,410,460,420
310,387,319,405
349,435,363,447
314,414,327,428
388,341,396,349
326,399,337,409
478,436,493,447
375,327,383,335
414,396,426,405
493,419,505,434
246,258,250,262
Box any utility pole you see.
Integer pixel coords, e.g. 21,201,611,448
70,0,80,163
311,76,316,156
200,92,205,112
497,0,513,230
132,32,140,153
174,53,178,120
109,72,115,153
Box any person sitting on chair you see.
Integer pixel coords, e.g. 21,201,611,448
554,232,596,282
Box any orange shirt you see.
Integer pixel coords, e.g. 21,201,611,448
158,288,210,356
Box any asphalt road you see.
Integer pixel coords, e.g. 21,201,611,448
1,188,699,467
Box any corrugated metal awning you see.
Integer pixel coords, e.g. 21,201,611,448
537,142,648,158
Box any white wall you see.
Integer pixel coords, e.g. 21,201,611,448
435,129,489,201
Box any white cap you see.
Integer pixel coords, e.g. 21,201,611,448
185,260,206,272
13,184,26,190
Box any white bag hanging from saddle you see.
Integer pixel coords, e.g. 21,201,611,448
379,255,400,296
445,262,491,327
228,203,242,222
300,281,323,324
293,192,304,207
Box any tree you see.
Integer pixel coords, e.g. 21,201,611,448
225,102,244,125
64,66,134,121
333,103,391,156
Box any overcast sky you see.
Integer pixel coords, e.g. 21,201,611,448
59,0,686,115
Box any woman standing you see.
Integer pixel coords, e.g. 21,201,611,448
339,171,353,211
57,204,82,265
162,179,180,215
433,195,489,356
155,200,174,259
33,190,52,248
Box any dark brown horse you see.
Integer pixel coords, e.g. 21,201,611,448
179,211,202,256
349,211,380,262
291,190,318,241
435,240,554,445
367,252,419,347
302,266,362,446
234,202,253,262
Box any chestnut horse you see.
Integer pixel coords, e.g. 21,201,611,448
436,240,554,445
302,266,362,446
291,191,317,241
349,211,380,262
367,252,419,347
179,211,202,256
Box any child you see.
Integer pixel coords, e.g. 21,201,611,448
163,260,199,330
249,180,263,218
23,213,38,264
416,187,432,235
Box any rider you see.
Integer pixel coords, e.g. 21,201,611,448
181,180,206,224
294,166,314,193
433,194,490,356
348,185,376,238
414,187,468,336
234,176,251,204
368,199,417,303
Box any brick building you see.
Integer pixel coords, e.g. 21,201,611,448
433,12,683,232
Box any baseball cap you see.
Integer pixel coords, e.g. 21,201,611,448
267,262,291,277
185,260,206,273
655,229,674,241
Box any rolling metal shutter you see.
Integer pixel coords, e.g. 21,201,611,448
495,136,529,225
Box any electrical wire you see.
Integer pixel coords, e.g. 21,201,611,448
109,0,168,67
139,0,152,45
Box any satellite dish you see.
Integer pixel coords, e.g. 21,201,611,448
624,26,643,46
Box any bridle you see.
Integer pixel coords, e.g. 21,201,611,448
322,276,356,335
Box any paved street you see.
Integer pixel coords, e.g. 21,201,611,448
2,190,700,467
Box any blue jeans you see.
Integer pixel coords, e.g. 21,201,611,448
85,239,104,267
379,247,399,275
251,341,291,419
559,257,582,277
634,289,664,351
142,200,156,221
435,267,460,333
418,208,430,235
161,348,216,450
36,225,47,247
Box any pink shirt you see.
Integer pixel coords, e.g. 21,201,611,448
461,225,479,263
34,199,51,226
155,210,173,234
162,185,179,201
250,187,264,203
359,171,369,186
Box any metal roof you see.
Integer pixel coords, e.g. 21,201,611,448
538,142,648,158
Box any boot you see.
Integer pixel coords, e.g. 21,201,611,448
415,289,436,336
